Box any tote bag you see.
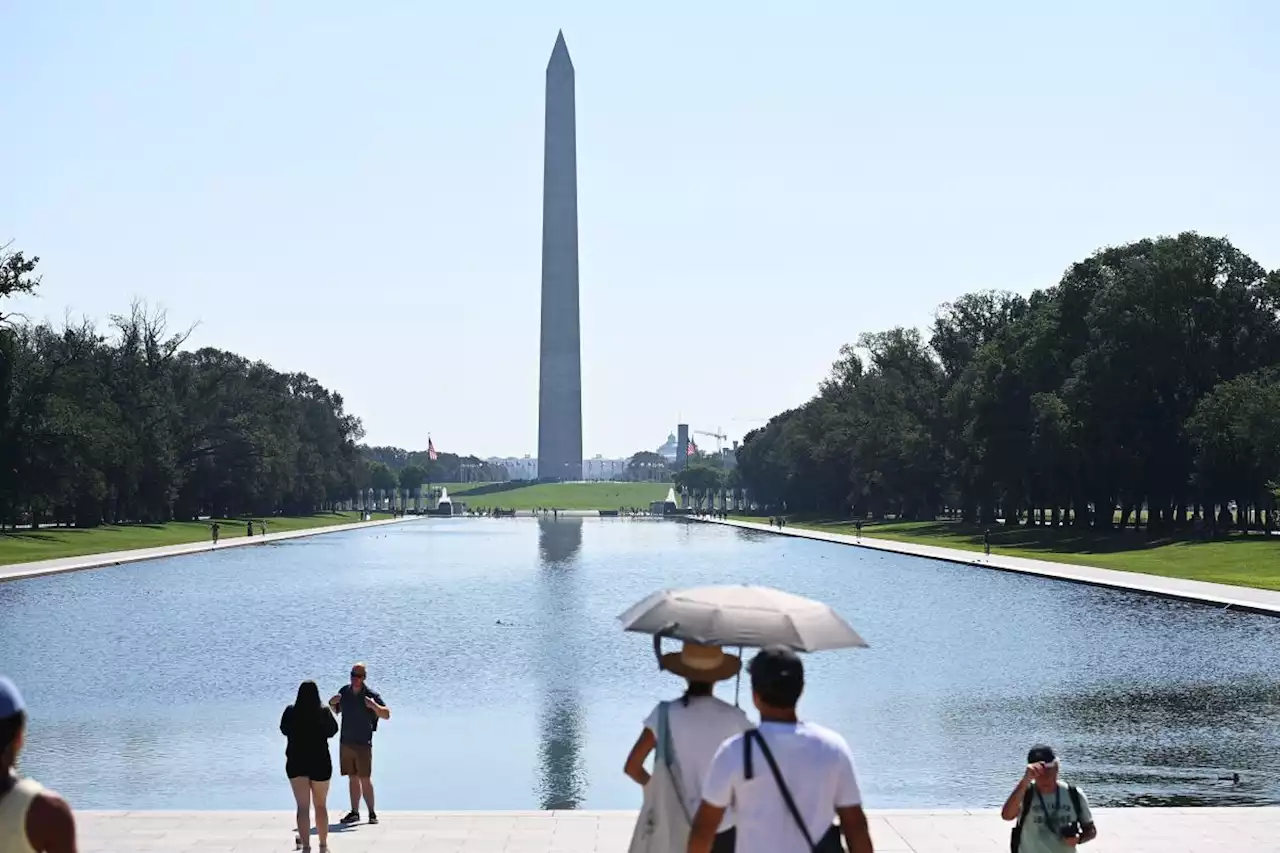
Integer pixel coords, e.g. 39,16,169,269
628,702,692,853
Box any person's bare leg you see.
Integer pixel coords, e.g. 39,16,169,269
290,777,312,851
311,780,330,849
360,777,375,814
348,775,361,814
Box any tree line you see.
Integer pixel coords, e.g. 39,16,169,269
0,246,489,528
736,233,1280,533
358,445,510,496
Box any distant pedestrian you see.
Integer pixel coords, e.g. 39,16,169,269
1001,744,1096,851
689,647,873,853
247,520,254,537
261,521,268,536
329,663,390,826
1,676,78,853
854,520,862,541
983,529,991,557
211,522,220,544
282,681,339,853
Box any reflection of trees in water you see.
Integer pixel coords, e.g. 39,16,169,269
535,517,587,809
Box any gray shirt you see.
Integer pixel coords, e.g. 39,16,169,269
337,685,383,746
1019,781,1093,853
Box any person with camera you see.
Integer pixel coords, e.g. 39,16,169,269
1001,745,1096,851
328,663,390,826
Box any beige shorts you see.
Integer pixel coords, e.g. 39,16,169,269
339,744,372,778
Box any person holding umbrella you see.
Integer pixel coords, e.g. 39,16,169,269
624,642,750,853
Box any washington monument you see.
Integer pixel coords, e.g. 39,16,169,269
537,31,583,482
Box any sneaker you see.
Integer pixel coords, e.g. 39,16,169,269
339,811,360,825
367,813,378,825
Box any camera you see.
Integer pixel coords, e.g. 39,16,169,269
1059,822,1080,839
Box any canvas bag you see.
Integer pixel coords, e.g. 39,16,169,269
628,702,692,853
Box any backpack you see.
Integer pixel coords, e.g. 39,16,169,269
1011,784,1082,853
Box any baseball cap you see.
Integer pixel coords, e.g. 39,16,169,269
1027,744,1057,764
0,676,25,718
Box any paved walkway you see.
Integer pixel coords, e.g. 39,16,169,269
0,516,418,584
702,517,1280,616
75,808,1280,852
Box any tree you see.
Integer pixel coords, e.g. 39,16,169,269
673,464,722,510
369,463,398,493
0,242,41,326
626,450,670,481
1186,369,1280,531
399,465,427,493
736,232,1280,538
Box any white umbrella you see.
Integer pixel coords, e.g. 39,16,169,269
617,585,868,652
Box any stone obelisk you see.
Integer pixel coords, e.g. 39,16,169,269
537,31,583,482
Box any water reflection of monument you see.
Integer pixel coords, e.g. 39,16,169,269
535,516,586,809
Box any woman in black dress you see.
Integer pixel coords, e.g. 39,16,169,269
281,680,339,852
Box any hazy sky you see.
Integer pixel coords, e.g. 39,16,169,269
5,1,1277,458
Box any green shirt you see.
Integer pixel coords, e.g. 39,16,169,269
1019,781,1093,853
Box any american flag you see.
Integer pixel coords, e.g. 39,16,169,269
687,440,697,456
428,438,438,461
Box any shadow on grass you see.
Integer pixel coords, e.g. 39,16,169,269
782,517,1270,557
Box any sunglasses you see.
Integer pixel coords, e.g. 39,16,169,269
350,672,366,679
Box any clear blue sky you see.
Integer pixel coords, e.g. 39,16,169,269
5,1,1277,459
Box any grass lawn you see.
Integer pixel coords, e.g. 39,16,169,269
730,516,1280,591
0,511,393,566
447,481,670,510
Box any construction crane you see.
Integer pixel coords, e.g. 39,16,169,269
693,427,728,452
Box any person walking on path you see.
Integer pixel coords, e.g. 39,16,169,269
329,663,389,826
210,521,220,544
854,520,862,541
1001,745,1096,851
624,643,751,853
0,676,77,853
983,528,991,557
688,646,873,853
246,520,254,537
281,681,339,853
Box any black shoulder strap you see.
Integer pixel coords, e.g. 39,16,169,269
1068,784,1083,819
1013,786,1034,848
744,729,819,853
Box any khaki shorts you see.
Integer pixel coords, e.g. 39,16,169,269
339,744,373,778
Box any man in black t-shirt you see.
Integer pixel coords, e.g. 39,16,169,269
328,663,390,825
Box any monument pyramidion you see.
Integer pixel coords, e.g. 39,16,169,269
537,31,583,482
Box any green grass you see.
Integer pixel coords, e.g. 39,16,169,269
0,511,393,566
446,481,671,510
730,516,1280,591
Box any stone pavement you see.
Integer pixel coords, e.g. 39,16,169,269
0,515,418,584
76,808,1280,852
702,517,1280,616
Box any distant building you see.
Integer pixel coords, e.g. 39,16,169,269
656,433,679,461
487,454,629,481
582,455,627,481
489,455,540,481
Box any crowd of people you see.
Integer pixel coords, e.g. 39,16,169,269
1,650,1097,853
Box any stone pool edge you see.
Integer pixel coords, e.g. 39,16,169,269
75,808,1280,853
697,517,1280,617
0,515,422,584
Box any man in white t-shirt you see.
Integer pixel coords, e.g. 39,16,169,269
688,646,874,853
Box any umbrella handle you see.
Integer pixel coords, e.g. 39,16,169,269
652,632,666,670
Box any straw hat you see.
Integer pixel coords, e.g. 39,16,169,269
660,642,741,682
